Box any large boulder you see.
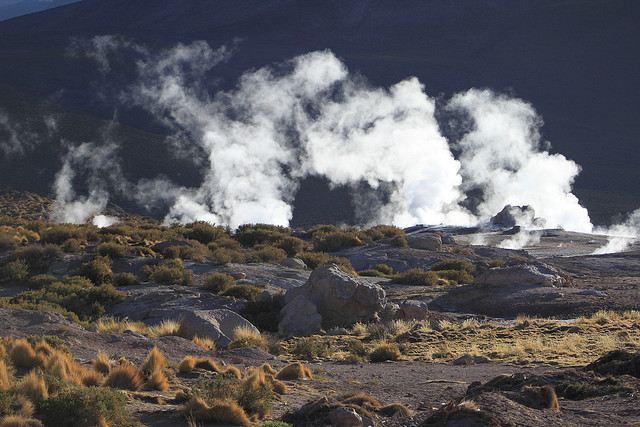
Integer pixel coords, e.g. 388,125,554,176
178,309,259,347
472,263,572,287
396,300,431,321
283,264,387,329
278,295,323,336
406,233,442,250
490,205,546,229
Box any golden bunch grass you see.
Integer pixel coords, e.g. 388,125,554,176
0,360,13,392
223,366,242,379
261,363,277,375
193,358,221,373
81,370,103,387
146,371,170,392
181,397,251,427
191,336,215,351
177,356,197,373
96,317,148,335
0,343,6,359
15,370,48,404
91,351,112,374
0,415,43,427
275,362,312,380
147,319,181,338
232,325,261,341
103,365,143,391
140,346,167,375
45,350,85,386
9,340,45,370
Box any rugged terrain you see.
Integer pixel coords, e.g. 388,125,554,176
0,191,639,426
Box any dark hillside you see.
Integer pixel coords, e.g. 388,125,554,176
0,0,638,224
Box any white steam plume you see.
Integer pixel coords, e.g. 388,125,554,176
72,37,596,234
592,208,640,254
448,90,593,233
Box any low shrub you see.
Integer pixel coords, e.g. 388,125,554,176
291,337,333,360
26,275,57,290
245,245,287,264
0,260,29,283
111,272,140,287
488,259,506,268
61,238,83,253
390,235,408,247
368,344,401,362
144,259,193,286
393,268,439,286
220,285,263,301
312,230,363,252
95,242,129,258
182,221,228,245
9,244,60,272
297,252,354,273
434,269,473,284
201,273,234,294
38,386,132,427
39,224,87,245
276,236,309,257
235,224,290,247
431,259,475,274
78,256,113,285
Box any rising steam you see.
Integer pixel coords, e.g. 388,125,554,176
50,37,620,237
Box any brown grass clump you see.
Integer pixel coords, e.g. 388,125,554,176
45,350,84,385
15,370,48,404
91,351,111,374
380,403,414,417
1,394,34,419
275,362,312,380
194,358,222,373
140,346,167,376
178,356,197,373
80,370,103,387
368,344,401,362
261,363,277,376
243,368,267,389
224,366,242,379
9,340,44,369
191,336,215,351
0,415,43,427
341,394,382,411
0,343,6,359
146,371,170,392
181,396,251,427
0,360,13,391
147,319,181,338
103,365,143,391
522,385,560,411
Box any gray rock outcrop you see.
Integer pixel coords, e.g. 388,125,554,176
472,263,572,287
278,295,322,336
396,300,431,320
406,233,442,250
281,264,387,330
177,309,259,347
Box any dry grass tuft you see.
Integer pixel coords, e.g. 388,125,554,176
81,370,103,387
275,362,312,380
9,340,44,370
147,319,181,338
242,368,267,390
224,366,242,379
0,360,13,391
181,397,251,427
0,415,43,427
368,344,401,362
341,394,382,411
191,336,215,351
103,365,143,391
194,358,222,373
261,363,277,376
15,370,48,404
380,403,413,417
140,346,167,376
96,317,148,335
45,350,85,385
178,356,197,373
91,351,111,374
232,325,261,341
146,370,170,392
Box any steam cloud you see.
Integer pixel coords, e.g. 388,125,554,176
49,37,638,246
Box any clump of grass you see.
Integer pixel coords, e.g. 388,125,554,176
81,370,103,387
0,259,29,283
181,397,251,427
194,358,222,373
261,363,277,376
220,284,263,301
177,356,197,374
191,336,215,351
296,252,355,274
96,317,148,335
140,346,167,377
368,344,401,362
0,360,14,392
15,370,48,404
45,349,85,386
147,319,180,338
78,256,113,285
96,242,129,258
146,370,170,392
245,244,287,264
103,365,143,391
223,366,242,379
275,362,312,380
9,340,44,370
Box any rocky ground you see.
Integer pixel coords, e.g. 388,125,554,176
1,214,640,426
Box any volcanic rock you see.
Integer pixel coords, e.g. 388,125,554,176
472,263,572,287
406,232,442,250
396,300,431,321
278,295,323,336
283,264,387,329
177,309,259,347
